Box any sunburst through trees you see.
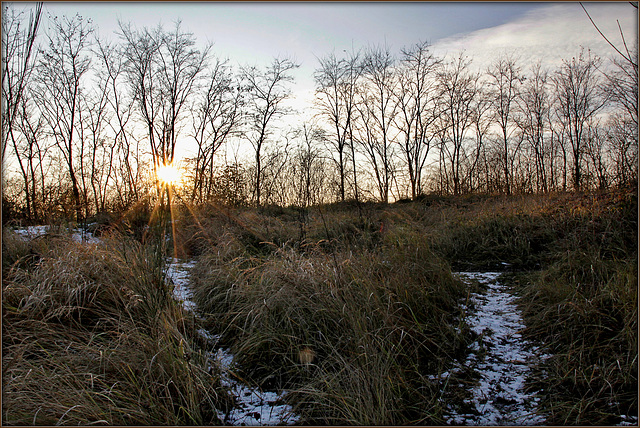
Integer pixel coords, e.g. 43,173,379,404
1,3,637,221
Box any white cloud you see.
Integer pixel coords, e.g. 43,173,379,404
431,3,638,73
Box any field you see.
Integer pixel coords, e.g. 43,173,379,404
2,187,637,425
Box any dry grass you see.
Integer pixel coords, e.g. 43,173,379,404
189,210,468,424
3,187,635,425
2,230,228,426
520,256,637,425
514,189,638,424
422,187,638,425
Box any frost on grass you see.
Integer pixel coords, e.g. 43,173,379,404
444,272,548,426
166,259,300,426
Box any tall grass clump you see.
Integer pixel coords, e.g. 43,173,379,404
2,230,228,425
190,221,468,425
517,188,638,425
428,193,561,270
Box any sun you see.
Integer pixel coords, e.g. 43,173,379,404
156,163,181,186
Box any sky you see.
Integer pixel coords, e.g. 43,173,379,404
31,3,638,57
432,2,638,72
35,2,549,57
7,1,639,161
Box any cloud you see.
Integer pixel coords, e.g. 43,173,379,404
431,3,638,73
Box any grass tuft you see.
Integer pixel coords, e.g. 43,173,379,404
191,220,467,424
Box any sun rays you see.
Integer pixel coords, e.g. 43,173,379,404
156,163,182,186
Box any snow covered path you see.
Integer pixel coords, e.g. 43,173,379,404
445,272,547,426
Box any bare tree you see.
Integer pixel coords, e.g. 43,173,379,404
119,20,210,206
1,2,42,165
83,57,114,214
354,45,398,203
583,118,609,189
241,56,299,207
605,113,637,187
314,49,361,202
553,49,606,190
344,51,363,203
599,41,637,186
550,109,570,191
94,37,140,209
517,62,554,192
580,2,638,82
486,54,523,194
435,53,480,195
2,3,43,222
469,82,491,192
258,128,296,207
394,41,441,199
604,48,638,130
189,57,242,203
11,94,50,222
36,13,93,221
293,122,326,208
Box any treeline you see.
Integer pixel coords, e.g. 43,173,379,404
2,4,637,223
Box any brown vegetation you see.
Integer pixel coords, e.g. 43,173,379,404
2,186,636,425
2,233,227,425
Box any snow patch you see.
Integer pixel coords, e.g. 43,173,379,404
211,346,299,426
71,228,101,244
11,225,48,239
445,271,547,426
166,258,198,312
11,225,100,243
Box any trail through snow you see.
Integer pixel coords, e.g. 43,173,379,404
444,271,548,426
166,259,300,426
